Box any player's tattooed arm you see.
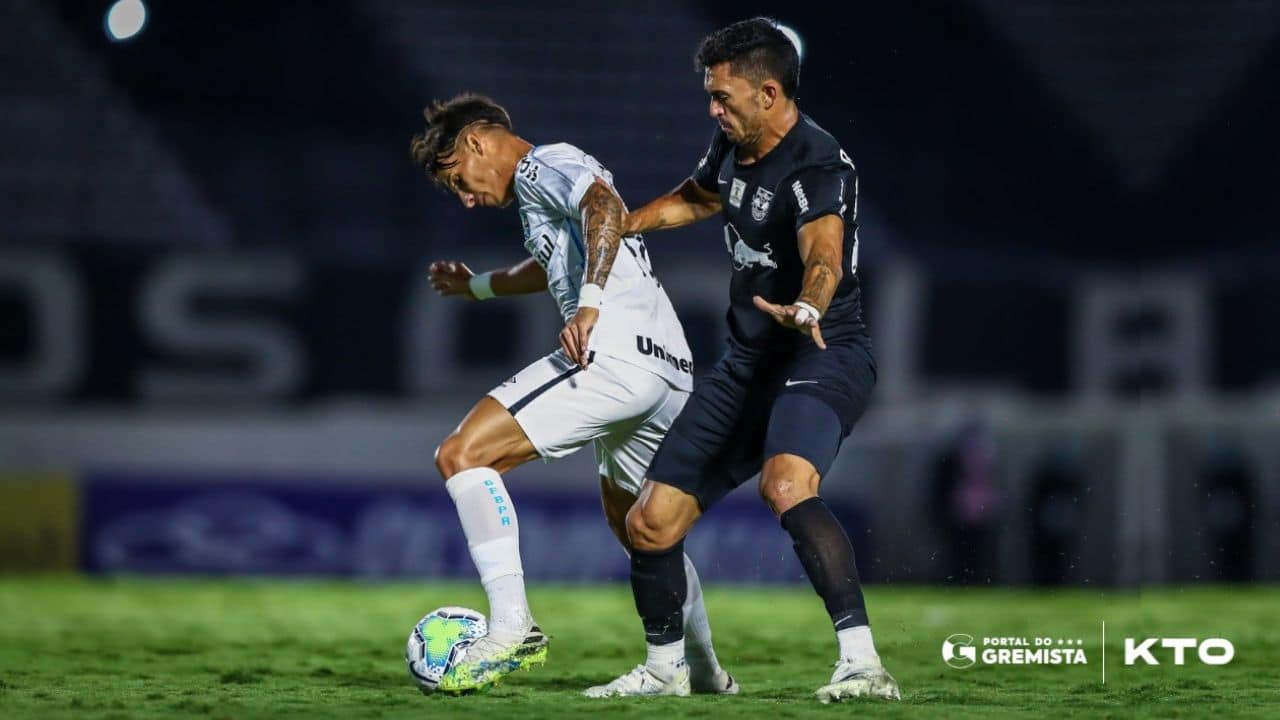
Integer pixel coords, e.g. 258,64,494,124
561,177,624,368
751,214,844,349
795,214,846,316
624,178,722,234
580,177,625,288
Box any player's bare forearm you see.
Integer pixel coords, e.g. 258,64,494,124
491,257,548,295
796,215,845,315
625,178,721,234
428,258,546,300
580,179,626,288
798,254,841,315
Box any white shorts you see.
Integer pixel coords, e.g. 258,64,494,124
488,350,688,495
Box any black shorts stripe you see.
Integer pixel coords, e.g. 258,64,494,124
507,351,595,415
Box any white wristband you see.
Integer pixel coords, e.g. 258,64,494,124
577,283,604,310
793,301,822,325
469,272,496,300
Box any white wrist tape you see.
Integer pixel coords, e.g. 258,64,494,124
469,272,496,300
793,301,822,325
577,283,604,309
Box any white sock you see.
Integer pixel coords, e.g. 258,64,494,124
645,639,686,682
446,467,531,641
681,554,723,677
837,625,880,665
481,573,529,638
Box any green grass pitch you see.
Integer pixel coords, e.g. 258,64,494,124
1,579,1276,718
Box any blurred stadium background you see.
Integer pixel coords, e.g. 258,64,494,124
2,0,1280,595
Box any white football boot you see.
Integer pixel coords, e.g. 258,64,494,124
437,624,549,693
583,663,691,698
814,659,901,703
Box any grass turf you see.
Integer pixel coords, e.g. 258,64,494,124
0,579,1277,718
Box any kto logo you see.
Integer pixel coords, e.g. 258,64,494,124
1124,638,1235,666
941,633,977,669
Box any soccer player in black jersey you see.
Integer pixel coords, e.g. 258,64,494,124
583,18,900,702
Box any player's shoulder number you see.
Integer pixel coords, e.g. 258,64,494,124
517,156,539,183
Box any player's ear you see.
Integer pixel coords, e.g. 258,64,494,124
464,129,484,156
760,80,779,110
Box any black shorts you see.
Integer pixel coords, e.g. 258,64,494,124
646,337,876,510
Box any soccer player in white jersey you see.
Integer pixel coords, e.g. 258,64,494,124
408,94,737,695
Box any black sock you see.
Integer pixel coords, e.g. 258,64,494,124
630,541,687,645
780,497,869,630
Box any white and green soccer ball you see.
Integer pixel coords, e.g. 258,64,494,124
405,606,487,693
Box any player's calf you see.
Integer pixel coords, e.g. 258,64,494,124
437,398,549,689
603,480,738,695
762,431,898,699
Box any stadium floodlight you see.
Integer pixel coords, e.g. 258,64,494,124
105,0,147,42
775,22,804,62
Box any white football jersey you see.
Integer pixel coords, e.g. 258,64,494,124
513,143,694,392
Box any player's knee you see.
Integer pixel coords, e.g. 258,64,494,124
759,474,812,516
434,432,483,480
625,503,682,553
760,454,823,515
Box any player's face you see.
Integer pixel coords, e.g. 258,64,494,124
704,63,764,145
435,134,513,209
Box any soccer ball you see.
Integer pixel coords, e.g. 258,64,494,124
405,606,487,693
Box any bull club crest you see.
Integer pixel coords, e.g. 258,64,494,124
723,222,777,270
750,186,774,222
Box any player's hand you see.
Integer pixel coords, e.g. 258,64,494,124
560,306,599,368
429,260,476,300
752,295,826,350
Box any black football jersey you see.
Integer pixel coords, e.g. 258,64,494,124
692,114,868,351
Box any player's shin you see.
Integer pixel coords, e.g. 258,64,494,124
630,541,688,681
446,467,532,642
779,496,881,665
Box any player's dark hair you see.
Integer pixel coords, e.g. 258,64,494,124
695,17,800,98
409,93,512,183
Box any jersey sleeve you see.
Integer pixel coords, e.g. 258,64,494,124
514,146,608,222
691,129,731,192
785,165,856,230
